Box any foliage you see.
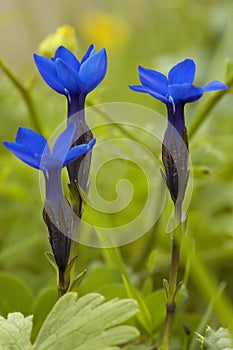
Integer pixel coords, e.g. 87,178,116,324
0,1,233,349
0,293,139,350
197,326,233,350
0,312,33,350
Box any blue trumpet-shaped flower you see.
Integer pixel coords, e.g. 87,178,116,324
34,45,106,190
3,122,95,171
3,122,95,209
129,58,227,136
34,45,107,118
3,123,95,274
130,59,228,208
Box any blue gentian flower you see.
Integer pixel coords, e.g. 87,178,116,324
33,45,107,119
3,122,95,169
34,45,106,190
130,59,228,208
3,122,95,204
3,123,95,273
129,58,228,137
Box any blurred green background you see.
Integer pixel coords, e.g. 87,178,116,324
0,0,233,347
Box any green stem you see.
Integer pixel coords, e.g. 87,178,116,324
159,203,182,350
167,236,180,304
58,269,68,298
160,237,181,350
189,73,233,139
160,301,177,350
0,56,42,133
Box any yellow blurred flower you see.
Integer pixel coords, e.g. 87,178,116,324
79,11,130,50
38,25,78,57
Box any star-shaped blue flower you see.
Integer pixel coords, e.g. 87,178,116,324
34,45,106,185
3,123,95,273
129,58,228,109
3,122,95,214
33,45,107,111
3,121,95,215
130,58,228,207
3,122,95,172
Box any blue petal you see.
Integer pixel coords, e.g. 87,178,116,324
202,80,228,91
138,66,168,95
3,141,41,169
129,84,169,104
79,48,107,93
54,46,80,72
168,84,203,103
81,44,95,64
52,122,76,162
16,127,47,155
33,54,65,94
64,138,96,166
56,58,82,94
168,59,196,85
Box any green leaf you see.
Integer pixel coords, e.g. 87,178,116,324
0,272,34,316
78,265,121,296
30,286,57,342
44,251,58,273
98,283,127,300
74,180,91,206
34,292,139,350
145,289,166,331
68,269,87,292
189,283,226,350
0,312,33,349
225,58,233,81
197,326,233,350
104,248,153,335
64,255,79,281
123,345,154,350
122,275,153,336
146,249,157,275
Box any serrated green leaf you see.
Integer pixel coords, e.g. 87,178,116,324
198,326,233,350
104,248,153,336
77,326,138,350
34,292,139,350
123,345,154,350
0,312,33,349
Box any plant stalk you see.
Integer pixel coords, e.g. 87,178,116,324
0,56,42,133
159,202,182,350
